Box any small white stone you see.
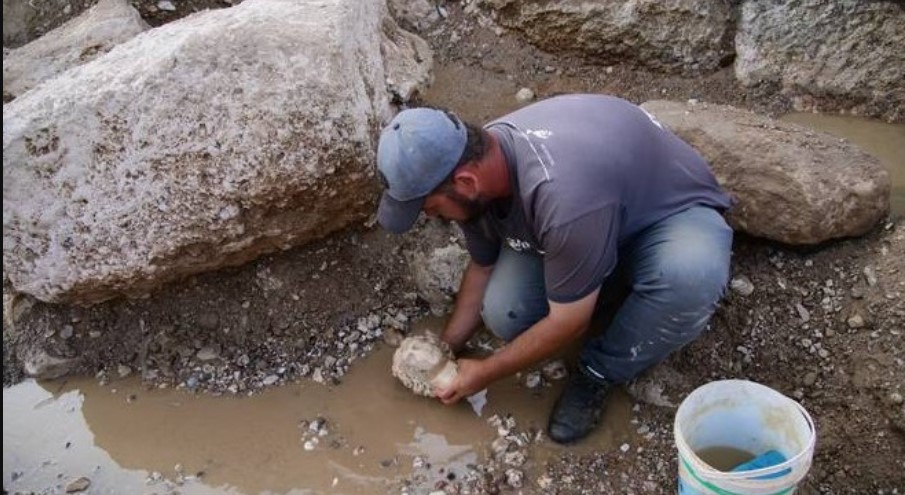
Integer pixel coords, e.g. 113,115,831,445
847,314,865,329
515,88,535,103
730,276,755,296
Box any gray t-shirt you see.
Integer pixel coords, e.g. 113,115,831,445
460,94,731,303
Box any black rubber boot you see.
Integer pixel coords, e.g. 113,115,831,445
547,368,610,444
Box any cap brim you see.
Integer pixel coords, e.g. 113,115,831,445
377,192,425,234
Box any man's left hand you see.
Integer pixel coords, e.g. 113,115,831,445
435,358,491,405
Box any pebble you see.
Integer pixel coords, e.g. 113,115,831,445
262,375,279,386
186,375,199,389
847,314,865,329
890,392,903,405
196,347,219,361
157,0,176,11
515,88,535,103
863,266,878,286
65,477,91,493
117,365,132,378
730,276,755,296
795,304,811,323
542,360,567,380
505,468,524,488
803,372,818,386
60,325,74,339
524,371,542,388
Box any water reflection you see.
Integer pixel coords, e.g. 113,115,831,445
4,343,632,494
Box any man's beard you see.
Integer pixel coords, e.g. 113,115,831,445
444,189,488,223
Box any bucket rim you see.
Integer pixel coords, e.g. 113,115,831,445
674,380,817,481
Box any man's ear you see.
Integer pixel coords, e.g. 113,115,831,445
452,168,479,196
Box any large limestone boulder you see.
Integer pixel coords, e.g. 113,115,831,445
735,0,905,123
641,100,890,245
477,0,735,73
3,0,432,304
3,0,149,101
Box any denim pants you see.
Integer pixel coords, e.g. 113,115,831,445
479,206,733,384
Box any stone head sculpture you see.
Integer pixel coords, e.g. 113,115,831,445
391,333,458,397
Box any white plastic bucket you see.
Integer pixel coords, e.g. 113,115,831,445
674,380,816,495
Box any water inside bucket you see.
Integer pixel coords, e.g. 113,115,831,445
696,446,756,471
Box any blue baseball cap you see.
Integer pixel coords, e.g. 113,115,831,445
376,108,468,234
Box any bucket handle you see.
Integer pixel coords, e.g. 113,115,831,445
696,400,816,481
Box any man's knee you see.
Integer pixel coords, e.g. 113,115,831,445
656,234,731,311
481,291,544,342
481,295,525,342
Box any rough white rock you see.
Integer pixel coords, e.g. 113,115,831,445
3,0,432,304
391,334,457,397
3,0,149,100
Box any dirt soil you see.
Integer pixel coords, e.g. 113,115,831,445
4,1,904,494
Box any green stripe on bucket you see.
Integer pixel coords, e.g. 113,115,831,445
680,456,795,495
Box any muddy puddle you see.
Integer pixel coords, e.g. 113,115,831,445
4,319,635,495
781,113,905,217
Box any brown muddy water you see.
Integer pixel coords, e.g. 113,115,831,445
3,320,635,494
780,113,905,217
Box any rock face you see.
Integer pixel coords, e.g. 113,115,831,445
3,0,149,101
392,334,457,397
641,100,890,245
735,0,905,123
3,0,432,304
478,0,735,73
406,220,470,316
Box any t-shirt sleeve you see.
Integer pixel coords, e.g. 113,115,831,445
460,219,501,267
541,204,621,303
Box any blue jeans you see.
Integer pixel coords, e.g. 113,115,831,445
480,206,733,384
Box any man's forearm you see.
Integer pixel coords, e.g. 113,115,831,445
480,315,587,383
441,261,494,352
479,290,600,384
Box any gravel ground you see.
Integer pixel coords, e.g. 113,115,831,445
3,1,904,493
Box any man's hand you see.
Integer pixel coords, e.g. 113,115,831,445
440,262,494,354
435,358,491,405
